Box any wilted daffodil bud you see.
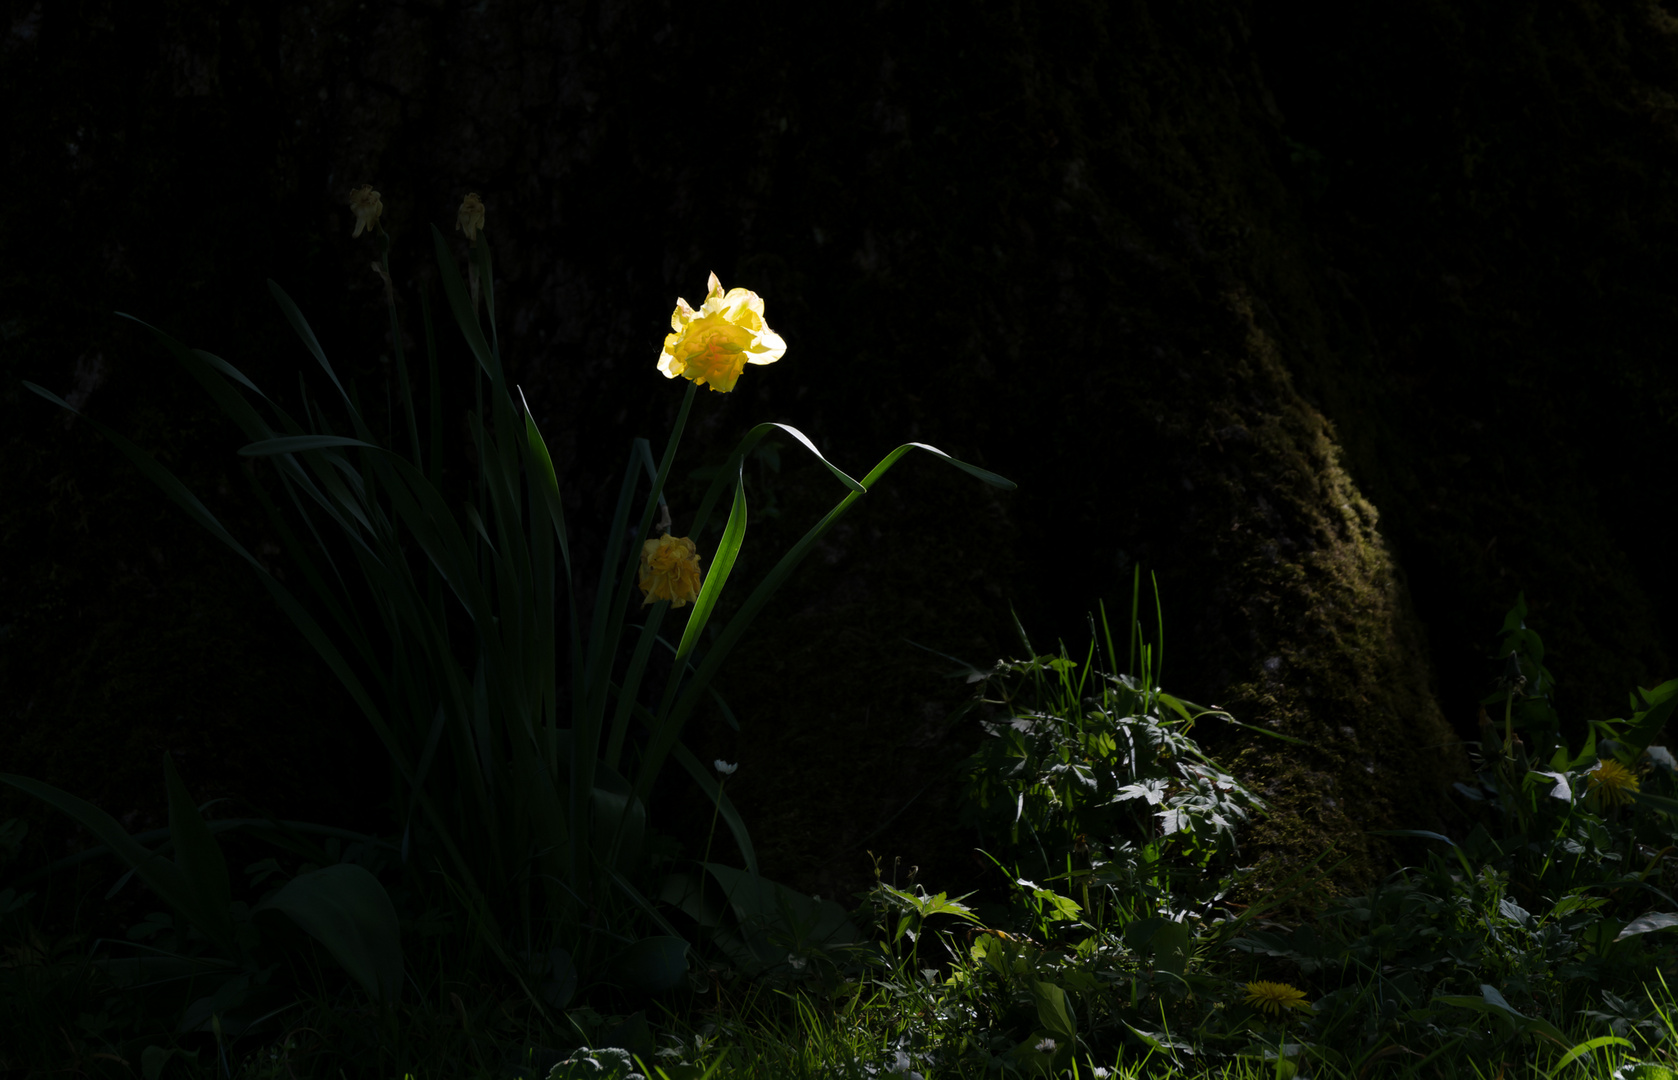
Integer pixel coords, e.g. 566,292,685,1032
456,192,485,242
656,272,786,393
349,185,383,238
638,534,702,607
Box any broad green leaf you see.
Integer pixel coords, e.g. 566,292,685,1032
141,1045,195,1080
1430,985,1568,1046
163,755,236,957
590,766,647,874
701,863,860,952
1150,919,1193,979
1628,790,1678,818
1029,978,1076,1040
1613,912,1678,940
1624,689,1678,756
1526,770,1573,801
604,936,689,995
255,863,403,1006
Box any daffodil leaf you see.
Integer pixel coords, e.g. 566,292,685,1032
687,422,864,542
675,470,747,666
266,279,352,406
430,225,496,378
646,442,1014,803
239,435,380,456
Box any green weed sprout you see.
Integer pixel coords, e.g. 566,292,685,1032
18,192,1013,1011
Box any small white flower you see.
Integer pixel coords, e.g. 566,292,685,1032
1035,1037,1057,1052
1017,878,1039,890
1647,744,1676,771
714,759,738,775
786,953,808,970
1092,1070,1111,1079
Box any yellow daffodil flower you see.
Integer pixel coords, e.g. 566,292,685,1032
656,272,787,393
349,185,383,238
1244,981,1311,1016
457,193,485,242
638,534,702,607
1586,758,1640,810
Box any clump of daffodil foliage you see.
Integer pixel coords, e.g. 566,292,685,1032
8,186,1015,1070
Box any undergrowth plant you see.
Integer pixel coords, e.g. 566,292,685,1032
1229,595,1678,1073
793,590,1678,1080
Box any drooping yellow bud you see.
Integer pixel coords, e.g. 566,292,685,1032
456,193,485,243
349,185,383,238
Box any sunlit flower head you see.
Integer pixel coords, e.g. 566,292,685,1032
1034,1038,1057,1052
1586,758,1640,810
1244,981,1311,1016
656,272,787,393
456,192,485,242
349,185,383,238
638,534,702,607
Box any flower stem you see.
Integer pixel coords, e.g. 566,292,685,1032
698,776,726,915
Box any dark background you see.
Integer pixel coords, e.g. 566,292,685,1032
4,0,1675,907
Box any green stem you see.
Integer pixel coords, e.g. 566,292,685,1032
698,774,726,915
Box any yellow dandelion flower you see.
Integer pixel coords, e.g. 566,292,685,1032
349,185,383,238
656,272,787,393
1244,981,1311,1016
456,192,485,242
638,534,702,607
1586,758,1640,810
